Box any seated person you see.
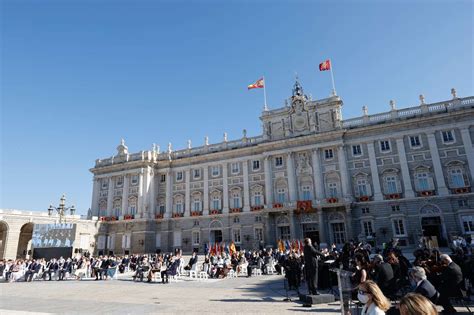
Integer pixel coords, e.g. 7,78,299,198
161,258,180,284
409,267,439,304
184,252,198,271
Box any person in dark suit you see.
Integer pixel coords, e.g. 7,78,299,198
161,258,179,284
24,260,38,282
438,254,464,313
371,254,395,297
184,252,198,270
43,259,59,281
409,266,439,304
58,258,72,280
303,238,323,295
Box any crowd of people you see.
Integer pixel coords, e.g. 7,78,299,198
0,237,473,314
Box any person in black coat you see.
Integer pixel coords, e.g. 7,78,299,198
371,254,395,297
438,254,464,313
409,266,439,304
303,238,323,295
184,252,198,270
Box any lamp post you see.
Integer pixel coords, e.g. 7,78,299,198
48,194,75,223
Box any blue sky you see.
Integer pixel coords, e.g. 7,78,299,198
1,0,472,214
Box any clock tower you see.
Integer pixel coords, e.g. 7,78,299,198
260,79,343,140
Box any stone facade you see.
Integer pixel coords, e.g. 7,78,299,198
0,209,99,260
90,82,474,254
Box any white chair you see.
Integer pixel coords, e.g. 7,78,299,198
228,269,238,278
189,263,199,279
198,271,209,280
252,268,262,276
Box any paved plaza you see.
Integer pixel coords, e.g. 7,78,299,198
0,274,342,314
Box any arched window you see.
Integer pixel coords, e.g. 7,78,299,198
173,194,184,214
210,190,222,210
299,176,313,201
230,188,241,209
275,178,288,203
325,172,340,198
382,169,401,195
192,192,202,212
251,185,264,206
353,173,372,198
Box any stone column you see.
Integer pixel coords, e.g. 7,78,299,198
311,149,324,201
107,177,114,216
137,170,145,216
185,169,191,216
396,138,415,198
91,178,99,216
460,127,474,183
121,175,129,216
345,206,353,240
286,153,297,202
165,169,172,218
289,212,297,240
337,145,351,200
367,142,383,201
427,132,449,196
264,156,273,207
318,209,327,245
222,163,229,214
203,166,209,215
4,226,21,260
264,214,272,246
243,160,250,212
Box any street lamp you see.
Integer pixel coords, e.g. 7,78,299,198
48,194,75,223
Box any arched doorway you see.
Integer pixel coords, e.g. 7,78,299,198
0,221,8,259
17,223,34,259
420,204,447,247
300,213,320,245
209,220,223,244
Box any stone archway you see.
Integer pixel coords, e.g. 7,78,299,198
0,221,8,259
17,223,34,259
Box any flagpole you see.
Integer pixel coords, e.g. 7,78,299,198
263,75,268,111
329,61,337,96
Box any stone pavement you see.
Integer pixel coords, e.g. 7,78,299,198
0,274,341,314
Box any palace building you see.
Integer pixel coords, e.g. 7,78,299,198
89,82,474,255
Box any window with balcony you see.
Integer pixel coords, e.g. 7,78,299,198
331,222,346,244
384,175,400,194
253,191,262,206
449,168,467,188
302,185,312,200
113,199,121,217
357,179,368,197
175,200,183,213
328,182,338,198
128,197,137,215
212,196,221,210
193,198,201,212
277,188,286,203
232,191,241,208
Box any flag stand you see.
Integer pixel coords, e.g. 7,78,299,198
263,76,268,111
330,64,337,96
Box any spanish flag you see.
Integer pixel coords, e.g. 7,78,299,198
248,78,265,90
230,241,236,255
319,59,331,71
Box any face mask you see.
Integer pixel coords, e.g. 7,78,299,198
358,293,369,304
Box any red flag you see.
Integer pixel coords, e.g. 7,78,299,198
248,78,265,90
319,59,331,71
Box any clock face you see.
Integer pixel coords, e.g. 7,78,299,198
293,113,307,131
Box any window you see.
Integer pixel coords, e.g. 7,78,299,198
113,199,121,217
128,198,137,215
255,216,262,223
155,233,161,248
252,160,260,170
116,176,124,188
212,196,221,210
231,162,240,174
325,149,334,160
122,234,131,249
277,188,286,203
233,217,240,223
380,140,391,152
331,223,346,244
352,145,362,156
357,179,368,197
275,156,283,167
392,219,406,236
442,130,455,143
194,220,199,226
101,180,108,190
450,168,466,188
415,172,430,191
458,199,468,208
132,175,139,185
255,228,264,242
385,176,398,194
461,215,474,233
278,226,291,240
232,192,241,208
233,229,241,244
361,207,370,214
160,174,166,183
302,186,312,200
159,204,165,214
106,234,115,249
193,198,201,211
253,191,262,206
175,200,183,213
410,136,422,148
193,169,201,179
391,205,401,212
192,231,200,246
211,166,220,177
176,171,183,181
328,182,338,198
362,221,374,237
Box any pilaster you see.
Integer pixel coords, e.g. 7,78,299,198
185,169,191,216
367,142,383,201
148,169,156,218
243,160,250,212
460,127,474,184
427,132,449,196
222,163,229,214
121,175,129,215
137,170,145,215
311,149,324,201
318,209,327,245
165,169,172,218
337,145,351,200
91,178,99,216
286,153,297,202
264,156,273,207
106,177,114,216
203,166,209,215
396,138,415,198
